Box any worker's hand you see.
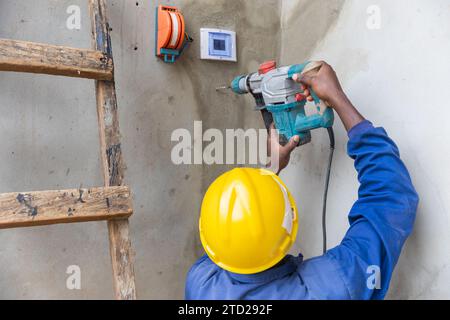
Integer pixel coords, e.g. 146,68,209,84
292,61,346,108
267,123,300,174
293,61,366,132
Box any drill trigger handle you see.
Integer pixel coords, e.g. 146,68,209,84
288,62,335,133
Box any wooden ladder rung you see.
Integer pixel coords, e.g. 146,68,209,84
0,186,132,229
0,38,113,80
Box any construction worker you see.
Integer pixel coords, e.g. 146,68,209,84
185,62,419,300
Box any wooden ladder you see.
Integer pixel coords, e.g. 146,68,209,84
0,0,136,299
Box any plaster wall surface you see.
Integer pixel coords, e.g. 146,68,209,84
279,0,450,299
0,0,279,299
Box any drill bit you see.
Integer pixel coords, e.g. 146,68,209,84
215,85,231,92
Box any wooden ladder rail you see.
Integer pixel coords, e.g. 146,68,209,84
0,0,137,300
89,0,136,300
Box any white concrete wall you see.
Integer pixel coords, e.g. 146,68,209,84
279,0,450,299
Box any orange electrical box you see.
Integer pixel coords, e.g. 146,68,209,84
155,5,192,63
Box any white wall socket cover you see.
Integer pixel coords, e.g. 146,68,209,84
200,28,237,62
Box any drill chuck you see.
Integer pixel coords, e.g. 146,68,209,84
231,75,249,94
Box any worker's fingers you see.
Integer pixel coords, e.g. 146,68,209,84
284,135,300,152
298,74,314,86
295,75,315,100
297,78,313,100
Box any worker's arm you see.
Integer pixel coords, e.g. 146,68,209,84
331,121,418,299
295,62,419,299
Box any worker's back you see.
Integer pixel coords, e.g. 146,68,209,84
186,254,351,300
186,122,419,300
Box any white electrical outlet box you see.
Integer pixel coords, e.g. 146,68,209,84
200,28,237,62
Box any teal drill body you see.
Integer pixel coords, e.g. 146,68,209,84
231,61,334,145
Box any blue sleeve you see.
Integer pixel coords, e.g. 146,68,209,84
326,120,419,299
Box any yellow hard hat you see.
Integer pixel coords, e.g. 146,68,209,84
199,167,298,274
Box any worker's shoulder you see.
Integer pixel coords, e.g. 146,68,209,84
191,254,214,268
297,253,351,299
186,254,219,282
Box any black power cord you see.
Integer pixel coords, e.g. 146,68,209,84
322,127,335,254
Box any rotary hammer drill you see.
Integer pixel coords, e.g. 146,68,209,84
225,60,334,146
